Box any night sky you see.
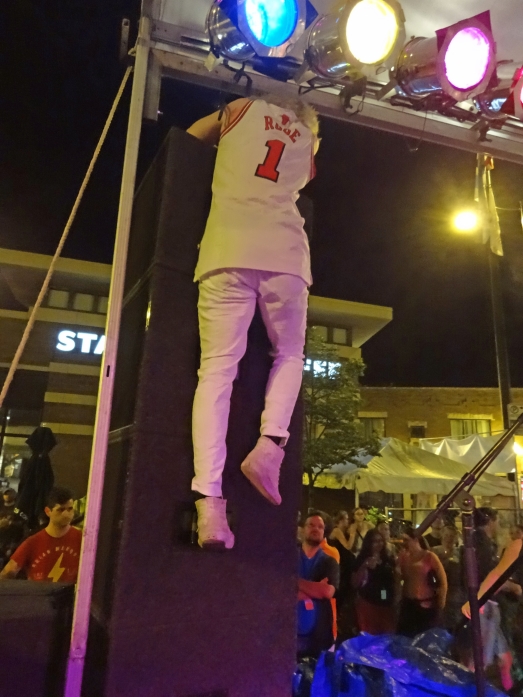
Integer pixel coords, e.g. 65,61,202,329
1,1,523,388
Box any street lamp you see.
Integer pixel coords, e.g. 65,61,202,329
453,210,479,233
450,161,512,430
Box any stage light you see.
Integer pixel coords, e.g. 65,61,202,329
445,29,491,91
242,0,299,48
346,0,399,65
453,210,479,233
513,442,523,457
392,12,496,103
207,0,308,61
501,66,523,121
207,3,255,61
305,0,405,83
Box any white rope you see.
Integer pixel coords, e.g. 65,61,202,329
0,65,133,410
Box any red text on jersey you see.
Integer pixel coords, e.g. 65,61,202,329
264,116,301,143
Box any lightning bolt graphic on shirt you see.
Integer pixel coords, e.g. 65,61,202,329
48,553,66,582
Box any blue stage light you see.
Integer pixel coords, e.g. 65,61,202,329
244,0,299,48
207,0,310,61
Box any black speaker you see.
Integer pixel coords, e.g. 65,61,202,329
0,581,74,697
85,128,303,697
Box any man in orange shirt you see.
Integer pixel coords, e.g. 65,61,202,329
1,486,82,583
316,511,340,640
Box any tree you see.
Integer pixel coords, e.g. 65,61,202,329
302,327,381,507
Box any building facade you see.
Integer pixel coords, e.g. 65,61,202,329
0,248,110,497
0,247,393,497
359,386,523,444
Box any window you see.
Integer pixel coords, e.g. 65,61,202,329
450,419,492,438
361,417,386,439
410,425,426,439
73,293,95,312
310,325,328,341
98,296,109,314
48,289,69,308
332,328,348,345
304,359,341,376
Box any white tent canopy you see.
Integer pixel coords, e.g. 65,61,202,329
419,433,517,474
310,438,515,497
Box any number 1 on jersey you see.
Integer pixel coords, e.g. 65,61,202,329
256,139,286,183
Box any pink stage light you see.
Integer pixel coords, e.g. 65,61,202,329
519,83,523,109
444,27,491,91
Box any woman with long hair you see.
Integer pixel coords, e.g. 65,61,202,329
329,510,350,550
347,507,374,556
328,511,355,610
397,529,447,637
353,529,399,634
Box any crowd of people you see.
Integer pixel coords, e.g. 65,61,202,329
297,507,523,693
2,482,523,691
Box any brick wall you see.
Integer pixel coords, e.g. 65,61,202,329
360,387,523,441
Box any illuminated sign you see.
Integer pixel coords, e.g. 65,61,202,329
56,330,106,355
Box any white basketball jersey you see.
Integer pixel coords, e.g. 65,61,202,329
195,99,316,285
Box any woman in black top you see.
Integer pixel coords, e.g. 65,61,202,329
353,529,399,635
329,511,355,608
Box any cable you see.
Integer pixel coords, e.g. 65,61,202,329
404,108,429,153
0,65,133,410
339,79,367,117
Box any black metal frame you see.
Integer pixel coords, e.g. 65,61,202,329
415,411,523,696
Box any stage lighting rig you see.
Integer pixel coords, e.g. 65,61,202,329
207,0,312,61
207,2,255,61
501,66,523,121
470,63,519,128
303,0,405,84
391,11,496,105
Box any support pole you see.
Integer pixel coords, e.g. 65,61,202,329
488,248,512,429
460,495,486,697
0,408,7,469
63,16,151,697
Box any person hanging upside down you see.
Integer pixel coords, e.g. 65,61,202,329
187,95,320,550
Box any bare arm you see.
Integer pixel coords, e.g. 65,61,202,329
393,561,402,605
479,540,522,599
347,524,357,550
462,540,523,618
0,559,20,579
187,98,251,146
186,111,223,146
429,552,448,609
330,527,351,550
353,563,368,589
298,577,335,600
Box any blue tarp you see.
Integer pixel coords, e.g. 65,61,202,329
303,631,506,697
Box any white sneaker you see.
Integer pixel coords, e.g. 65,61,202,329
195,497,235,550
240,436,284,506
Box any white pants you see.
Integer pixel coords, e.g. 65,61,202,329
192,269,308,497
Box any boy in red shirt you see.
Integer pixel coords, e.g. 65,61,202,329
0,486,82,583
